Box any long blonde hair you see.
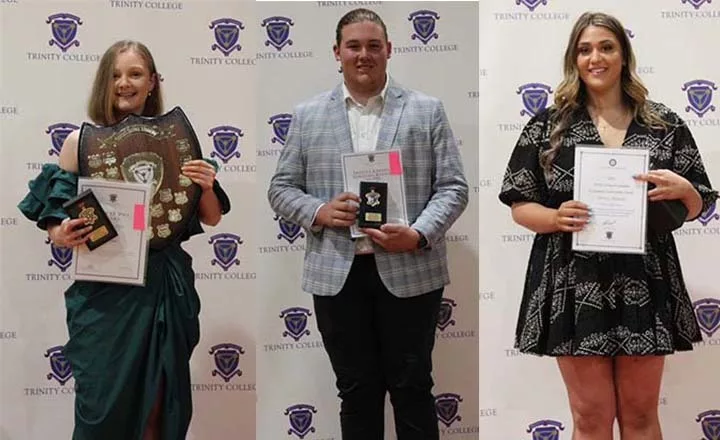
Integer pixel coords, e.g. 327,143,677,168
541,12,667,175
87,40,163,126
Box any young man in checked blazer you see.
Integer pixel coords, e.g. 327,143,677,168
267,8,468,440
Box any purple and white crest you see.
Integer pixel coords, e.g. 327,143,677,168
280,307,312,341
262,16,294,51
210,18,244,56
46,237,72,272
269,113,293,145
435,393,462,427
285,404,317,439
694,298,720,338
408,10,440,45
46,122,79,156
698,201,720,226
683,0,712,10
209,233,243,271
625,28,635,39
516,0,548,12
437,298,457,331
526,420,565,440
47,13,82,52
697,410,720,440
682,79,717,118
274,214,305,244
209,343,244,382
518,83,553,117
45,345,72,385
208,125,243,164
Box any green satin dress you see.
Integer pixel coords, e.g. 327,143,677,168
18,163,230,440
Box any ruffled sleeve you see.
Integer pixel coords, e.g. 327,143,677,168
17,163,78,230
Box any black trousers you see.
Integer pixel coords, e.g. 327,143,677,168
313,255,443,440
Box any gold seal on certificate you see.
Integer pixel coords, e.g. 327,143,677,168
572,145,649,254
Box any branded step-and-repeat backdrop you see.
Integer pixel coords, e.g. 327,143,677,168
0,1,479,439
478,1,720,439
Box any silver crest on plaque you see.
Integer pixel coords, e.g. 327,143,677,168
121,152,164,196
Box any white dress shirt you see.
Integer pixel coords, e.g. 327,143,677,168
343,77,389,254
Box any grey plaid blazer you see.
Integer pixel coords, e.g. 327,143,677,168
268,79,468,297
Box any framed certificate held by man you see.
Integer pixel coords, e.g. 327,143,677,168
70,178,151,285
341,150,409,238
572,145,649,254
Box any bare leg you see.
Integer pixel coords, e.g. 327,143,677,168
557,356,616,440
142,377,165,440
614,356,664,440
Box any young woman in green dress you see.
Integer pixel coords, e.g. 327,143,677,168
19,40,230,440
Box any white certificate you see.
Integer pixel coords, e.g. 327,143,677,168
341,150,409,238
71,178,151,285
572,146,649,254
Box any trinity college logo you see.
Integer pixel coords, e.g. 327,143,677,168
698,202,720,226
209,343,244,383
208,125,243,164
696,410,720,440
210,18,244,56
275,214,305,244
683,0,712,10
45,346,72,385
280,307,312,341
435,393,462,427
682,79,717,118
47,13,82,52
694,298,720,338
47,237,72,271
517,83,553,117
269,113,292,146
208,233,243,271
285,404,317,439
437,298,457,331
262,16,294,51
408,10,440,45
516,0,548,12
526,420,565,439
46,123,78,156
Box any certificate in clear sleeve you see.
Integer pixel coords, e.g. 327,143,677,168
341,150,409,238
71,178,151,285
572,146,649,254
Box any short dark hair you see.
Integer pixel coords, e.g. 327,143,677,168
335,8,388,46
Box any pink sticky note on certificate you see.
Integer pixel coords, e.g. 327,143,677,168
388,151,402,175
133,204,145,230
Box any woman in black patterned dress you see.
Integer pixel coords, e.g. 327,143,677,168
499,12,716,440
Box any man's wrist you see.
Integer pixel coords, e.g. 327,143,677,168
414,229,429,250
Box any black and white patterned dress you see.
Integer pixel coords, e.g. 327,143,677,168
499,102,717,356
